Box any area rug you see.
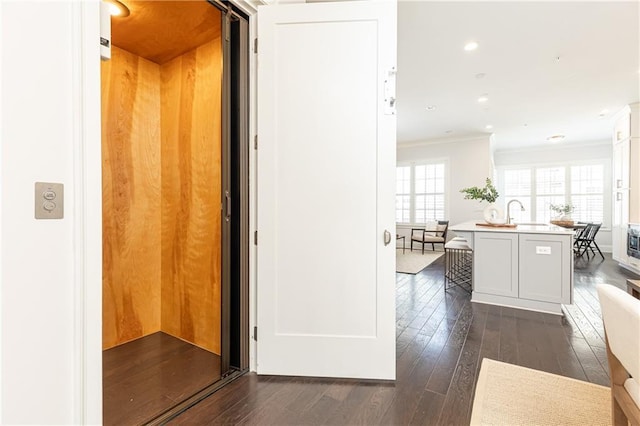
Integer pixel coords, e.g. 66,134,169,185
396,250,443,274
470,358,611,426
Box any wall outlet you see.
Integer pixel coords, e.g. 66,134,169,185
536,246,551,255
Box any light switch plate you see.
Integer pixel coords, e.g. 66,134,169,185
35,182,64,219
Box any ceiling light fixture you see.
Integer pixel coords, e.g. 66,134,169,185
485,125,493,130
477,95,489,103
464,41,479,51
546,134,565,143
445,130,453,134
475,73,486,79
426,105,437,111
104,0,130,17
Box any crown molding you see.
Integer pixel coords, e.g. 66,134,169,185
397,133,490,148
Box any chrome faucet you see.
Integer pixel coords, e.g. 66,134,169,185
506,199,525,224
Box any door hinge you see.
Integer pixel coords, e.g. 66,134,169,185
253,326,258,341
254,38,258,54
254,230,258,245
254,135,258,150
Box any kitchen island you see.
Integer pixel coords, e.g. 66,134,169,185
450,222,575,315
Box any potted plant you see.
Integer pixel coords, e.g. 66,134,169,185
460,178,503,223
460,178,499,203
550,203,574,221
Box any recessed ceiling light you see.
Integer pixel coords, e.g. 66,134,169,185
477,95,489,103
464,41,479,51
426,105,437,111
445,130,453,134
475,73,486,79
546,134,565,143
485,125,493,130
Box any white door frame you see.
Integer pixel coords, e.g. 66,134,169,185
72,2,103,423
75,0,262,422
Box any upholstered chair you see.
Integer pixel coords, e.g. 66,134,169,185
596,284,640,426
410,220,449,254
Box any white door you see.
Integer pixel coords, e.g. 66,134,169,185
256,0,397,380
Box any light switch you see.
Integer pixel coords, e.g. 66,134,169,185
35,182,63,219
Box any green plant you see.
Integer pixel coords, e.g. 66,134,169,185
550,203,574,216
460,178,499,203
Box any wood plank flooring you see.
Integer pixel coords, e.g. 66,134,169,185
103,332,221,425
170,253,639,425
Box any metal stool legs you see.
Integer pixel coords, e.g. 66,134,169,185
444,239,473,294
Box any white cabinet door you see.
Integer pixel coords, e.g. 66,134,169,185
519,234,572,304
612,225,622,262
256,1,397,379
613,226,629,263
474,232,518,297
613,142,623,191
613,189,630,261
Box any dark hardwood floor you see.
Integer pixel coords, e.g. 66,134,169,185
103,332,221,425
170,253,639,425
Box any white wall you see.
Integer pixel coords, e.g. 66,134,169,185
494,141,611,167
396,136,493,238
494,141,612,251
1,1,102,423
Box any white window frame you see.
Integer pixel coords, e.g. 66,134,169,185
497,159,611,228
396,158,449,226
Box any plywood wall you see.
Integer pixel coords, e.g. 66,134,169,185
102,46,162,349
160,39,223,354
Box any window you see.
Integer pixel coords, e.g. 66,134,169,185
536,167,565,223
571,164,604,223
396,161,446,224
499,162,607,226
396,166,411,223
503,169,531,223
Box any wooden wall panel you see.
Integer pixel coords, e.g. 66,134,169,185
102,46,162,350
161,39,223,354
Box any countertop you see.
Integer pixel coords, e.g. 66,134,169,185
450,221,575,235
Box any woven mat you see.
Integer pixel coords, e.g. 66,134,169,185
395,250,443,274
470,358,611,425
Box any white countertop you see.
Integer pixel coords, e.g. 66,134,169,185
450,221,575,235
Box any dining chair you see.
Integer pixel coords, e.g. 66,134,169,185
411,220,449,254
596,284,640,426
574,223,604,260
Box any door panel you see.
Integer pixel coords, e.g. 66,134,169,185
256,0,397,379
474,232,519,297
519,234,572,304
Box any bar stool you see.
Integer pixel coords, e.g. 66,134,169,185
444,238,473,293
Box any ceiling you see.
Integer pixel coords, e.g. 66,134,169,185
397,1,640,151
111,1,221,64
